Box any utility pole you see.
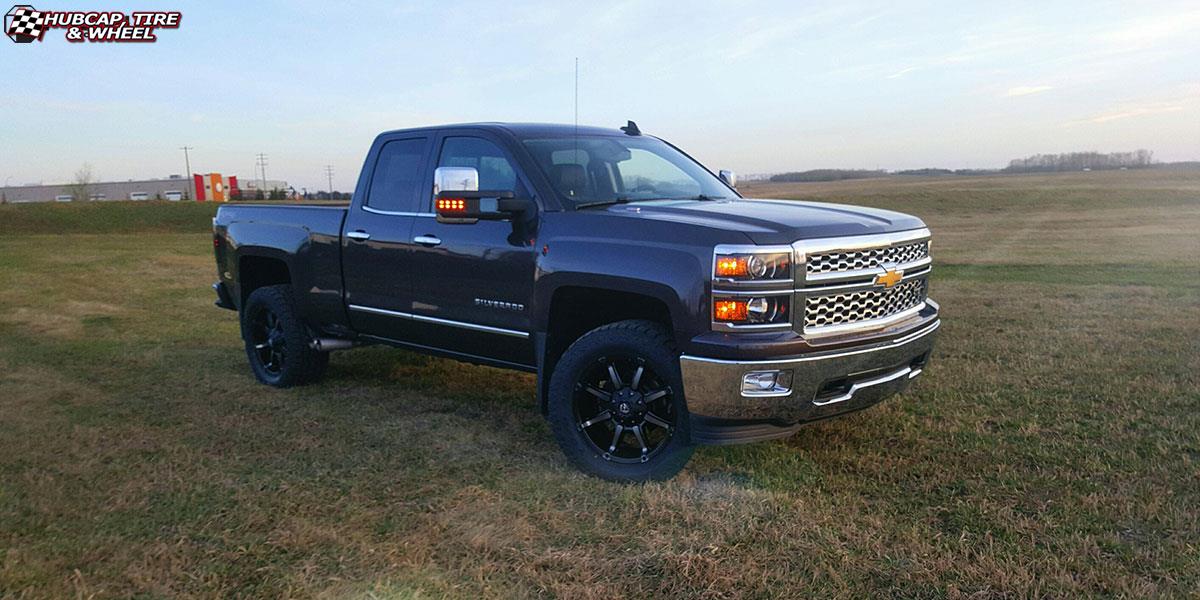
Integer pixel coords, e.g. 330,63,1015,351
324,165,334,197
255,153,269,191
179,146,193,199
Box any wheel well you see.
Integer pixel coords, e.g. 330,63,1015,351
540,286,673,412
238,255,291,306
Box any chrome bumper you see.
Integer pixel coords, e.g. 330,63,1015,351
680,319,939,444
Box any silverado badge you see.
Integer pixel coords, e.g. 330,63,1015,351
874,268,903,288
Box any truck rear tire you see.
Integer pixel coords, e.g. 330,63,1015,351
240,284,329,387
547,320,694,482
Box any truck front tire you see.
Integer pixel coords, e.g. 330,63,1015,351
547,320,695,482
240,284,329,388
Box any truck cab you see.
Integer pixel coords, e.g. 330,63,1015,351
212,122,940,481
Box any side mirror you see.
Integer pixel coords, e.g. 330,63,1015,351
436,190,534,223
434,166,479,195
719,170,738,188
433,166,534,223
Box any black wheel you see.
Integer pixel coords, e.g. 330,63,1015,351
240,284,328,387
548,320,694,482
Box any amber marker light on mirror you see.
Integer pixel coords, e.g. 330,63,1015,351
714,299,749,322
437,198,466,212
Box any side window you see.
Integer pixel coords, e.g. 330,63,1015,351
437,137,518,192
366,138,427,213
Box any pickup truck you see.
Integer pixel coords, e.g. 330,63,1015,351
212,122,940,481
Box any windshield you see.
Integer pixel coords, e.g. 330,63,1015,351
522,135,735,209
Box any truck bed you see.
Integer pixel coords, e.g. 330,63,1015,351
213,203,350,328
215,203,348,232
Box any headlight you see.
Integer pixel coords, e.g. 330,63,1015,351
713,252,791,281
713,295,790,325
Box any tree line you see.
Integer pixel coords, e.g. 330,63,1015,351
768,169,888,183
1004,150,1154,173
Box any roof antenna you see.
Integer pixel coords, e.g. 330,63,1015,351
578,57,583,164
620,120,641,136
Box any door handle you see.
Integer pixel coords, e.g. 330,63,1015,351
346,230,371,241
413,235,442,246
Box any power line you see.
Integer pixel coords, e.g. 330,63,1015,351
179,146,193,199
255,153,268,191
324,165,334,195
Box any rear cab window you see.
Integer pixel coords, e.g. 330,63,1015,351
365,137,429,213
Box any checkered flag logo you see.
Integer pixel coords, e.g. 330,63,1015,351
6,5,46,43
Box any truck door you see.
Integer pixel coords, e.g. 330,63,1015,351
341,135,433,340
405,132,538,369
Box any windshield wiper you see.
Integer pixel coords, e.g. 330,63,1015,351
574,196,671,210
676,194,725,201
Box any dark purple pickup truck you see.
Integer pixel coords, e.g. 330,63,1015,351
212,122,940,481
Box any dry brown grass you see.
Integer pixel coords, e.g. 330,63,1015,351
1,170,1198,598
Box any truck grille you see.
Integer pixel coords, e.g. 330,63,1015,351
807,240,929,275
805,279,928,330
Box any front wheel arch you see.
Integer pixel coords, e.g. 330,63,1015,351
538,286,675,415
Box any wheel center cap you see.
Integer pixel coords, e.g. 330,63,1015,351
618,402,631,414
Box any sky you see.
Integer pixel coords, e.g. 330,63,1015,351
1,0,1198,191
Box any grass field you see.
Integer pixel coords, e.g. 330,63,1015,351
2,169,1198,598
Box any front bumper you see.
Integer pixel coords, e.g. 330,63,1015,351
681,318,939,445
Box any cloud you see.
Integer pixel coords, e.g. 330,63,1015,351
1065,90,1197,126
1066,84,1200,125
1005,85,1053,97
886,66,918,79
1085,104,1184,123
1096,10,1200,49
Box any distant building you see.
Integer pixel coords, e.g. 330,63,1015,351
237,179,290,197
193,173,236,201
1,175,192,203
0,173,286,203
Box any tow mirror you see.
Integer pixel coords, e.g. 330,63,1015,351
433,166,534,223
434,166,479,195
436,190,534,223
719,170,738,188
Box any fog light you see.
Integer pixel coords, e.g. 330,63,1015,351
741,369,793,396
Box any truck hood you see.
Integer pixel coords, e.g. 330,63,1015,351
601,198,926,245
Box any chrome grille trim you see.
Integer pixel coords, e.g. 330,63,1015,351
798,265,930,294
708,228,935,336
792,228,933,337
804,278,928,332
807,240,929,275
794,228,931,286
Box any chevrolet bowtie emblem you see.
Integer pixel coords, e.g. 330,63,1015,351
874,268,903,288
